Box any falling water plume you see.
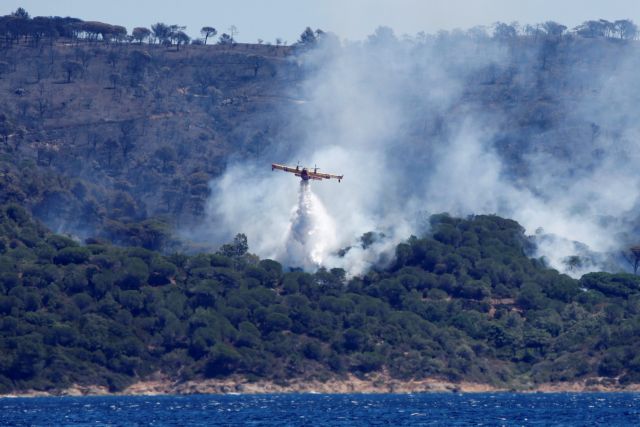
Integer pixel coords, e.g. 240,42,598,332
285,180,337,269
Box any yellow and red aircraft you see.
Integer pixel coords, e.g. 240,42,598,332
271,163,343,182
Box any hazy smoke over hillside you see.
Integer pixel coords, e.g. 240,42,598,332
206,28,640,277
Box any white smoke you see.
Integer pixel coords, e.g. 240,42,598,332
202,28,640,277
286,180,337,269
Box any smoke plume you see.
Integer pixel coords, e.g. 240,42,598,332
203,28,640,277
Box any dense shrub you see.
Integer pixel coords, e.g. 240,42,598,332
1,207,640,393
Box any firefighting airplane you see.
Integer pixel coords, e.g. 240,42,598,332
271,163,344,182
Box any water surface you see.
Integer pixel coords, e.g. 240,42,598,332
2,392,639,426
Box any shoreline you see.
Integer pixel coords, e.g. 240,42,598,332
3,373,640,398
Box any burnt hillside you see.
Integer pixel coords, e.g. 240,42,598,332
2,12,640,271
0,40,299,249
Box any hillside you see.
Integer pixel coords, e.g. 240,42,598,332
1,204,640,394
0,33,298,250
3,11,640,394
2,15,640,273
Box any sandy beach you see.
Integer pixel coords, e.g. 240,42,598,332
3,373,639,398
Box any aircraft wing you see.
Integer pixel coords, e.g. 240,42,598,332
272,163,299,174
272,163,344,182
309,171,344,182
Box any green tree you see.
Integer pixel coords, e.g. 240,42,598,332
263,312,292,333
155,146,176,170
132,27,151,44
205,343,242,377
343,328,366,351
61,60,82,83
201,27,217,44
151,22,170,44
118,258,149,289
297,27,316,46
54,247,90,265
174,31,190,51
219,233,249,257
614,19,638,40
218,33,234,45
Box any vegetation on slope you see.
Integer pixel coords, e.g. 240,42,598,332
0,8,299,251
2,8,640,393
1,204,639,393
1,7,640,258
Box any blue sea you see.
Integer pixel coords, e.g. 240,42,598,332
1,393,639,426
